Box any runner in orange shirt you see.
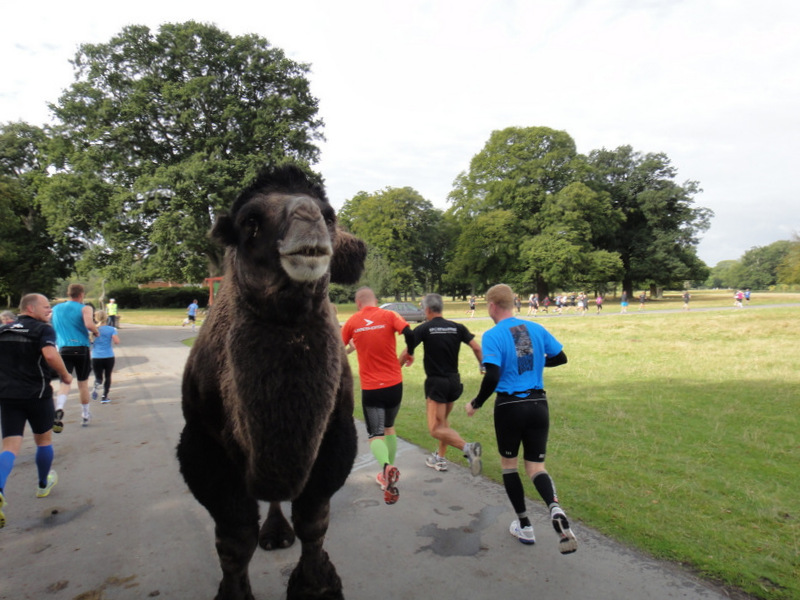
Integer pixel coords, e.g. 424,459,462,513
342,287,414,504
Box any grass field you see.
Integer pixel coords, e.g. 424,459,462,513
123,290,800,599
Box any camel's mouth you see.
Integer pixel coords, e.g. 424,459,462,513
283,244,332,259
279,242,333,282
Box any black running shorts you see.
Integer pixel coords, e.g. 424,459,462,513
0,396,55,437
493,396,550,462
424,374,463,404
361,383,402,438
60,346,92,381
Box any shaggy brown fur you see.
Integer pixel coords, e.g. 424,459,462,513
177,165,366,600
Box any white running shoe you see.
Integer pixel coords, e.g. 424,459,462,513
425,453,448,471
464,442,482,476
551,506,578,554
82,411,92,427
510,519,536,545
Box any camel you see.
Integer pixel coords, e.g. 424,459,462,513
177,164,367,600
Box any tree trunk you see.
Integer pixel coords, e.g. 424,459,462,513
536,274,549,302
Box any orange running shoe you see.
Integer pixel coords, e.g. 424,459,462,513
383,465,400,505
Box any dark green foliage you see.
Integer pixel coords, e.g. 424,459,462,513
777,235,800,285
340,187,448,298
0,123,76,305
45,21,324,283
107,286,205,309
584,146,711,295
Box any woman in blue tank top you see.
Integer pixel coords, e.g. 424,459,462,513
91,310,120,404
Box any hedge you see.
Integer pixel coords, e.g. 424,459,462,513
105,286,208,309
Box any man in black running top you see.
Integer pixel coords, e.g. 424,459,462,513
400,293,483,475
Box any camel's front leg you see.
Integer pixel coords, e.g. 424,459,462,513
214,523,258,600
177,424,259,600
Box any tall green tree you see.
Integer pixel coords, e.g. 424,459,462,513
584,146,711,297
449,126,582,220
446,210,525,293
447,126,593,297
777,234,800,285
522,182,624,292
705,260,740,289
733,240,792,289
339,187,443,299
45,21,324,282
0,123,76,305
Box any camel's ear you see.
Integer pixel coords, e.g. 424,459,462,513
330,230,367,285
211,213,238,247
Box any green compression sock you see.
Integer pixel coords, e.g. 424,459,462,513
370,438,390,468
385,434,398,464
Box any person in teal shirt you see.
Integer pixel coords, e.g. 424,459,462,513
51,284,99,429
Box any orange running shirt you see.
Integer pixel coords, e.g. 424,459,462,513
341,306,409,390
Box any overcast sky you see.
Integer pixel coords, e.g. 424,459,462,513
2,0,798,266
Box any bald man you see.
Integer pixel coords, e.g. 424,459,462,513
0,294,72,528
342,287,414,505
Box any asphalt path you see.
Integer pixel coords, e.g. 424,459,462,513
0,324,755,600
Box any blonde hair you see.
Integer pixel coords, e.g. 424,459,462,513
94,309,107,323
486,284,515,311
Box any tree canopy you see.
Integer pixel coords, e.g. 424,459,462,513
44,21,324,283
442,130,713,297
777,234,800,285
0,122,75,304
339,187,446,299
584,146,711,295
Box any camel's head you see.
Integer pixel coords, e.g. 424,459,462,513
211,165,366,292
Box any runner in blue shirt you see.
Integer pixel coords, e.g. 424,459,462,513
466,284,577,554
185,300,199,332
91,310,120,404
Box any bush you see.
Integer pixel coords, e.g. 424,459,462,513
106,286,207,309
329,283,357,304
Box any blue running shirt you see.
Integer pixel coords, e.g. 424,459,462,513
92,325,117,359
52,301,90,348
481,317,563,395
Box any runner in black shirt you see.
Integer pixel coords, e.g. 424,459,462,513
400,293,484,475
0,294,72,528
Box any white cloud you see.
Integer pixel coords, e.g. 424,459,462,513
2,0,798,266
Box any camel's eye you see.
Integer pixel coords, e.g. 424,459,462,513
321,204,336,225
246,217,260,238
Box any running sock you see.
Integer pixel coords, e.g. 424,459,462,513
532,471,559,507
370,438,390,468
462,442,471,457
384,434,397,465
0,451,16,492
502,469,528,516
35,445,54,488
55,394,67,411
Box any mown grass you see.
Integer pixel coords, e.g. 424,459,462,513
125,291,800,599
348,302,800,600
